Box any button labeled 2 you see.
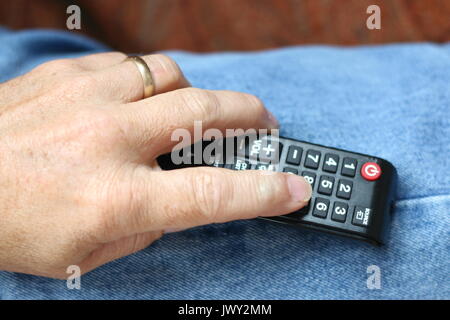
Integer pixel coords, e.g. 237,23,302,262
336,179,353,199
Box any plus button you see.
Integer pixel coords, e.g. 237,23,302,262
262,144,276,156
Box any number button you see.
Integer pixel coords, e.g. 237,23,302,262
313,198,330,218
331,202,348,222
318,175,335,195
301,171,316,189
283,167,298,174
323,153,339,173
286,146,303,165
341,157,357,177
304,150,321,169
336,179,353,200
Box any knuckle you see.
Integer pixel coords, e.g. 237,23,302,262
71,108,124,143
154,54,184,84
106,51,127,61
34,58,80,74
238,92,266,120
189,170,229,223
51,73,98,100
178,88,221,124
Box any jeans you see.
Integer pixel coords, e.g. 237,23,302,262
0,27,449,299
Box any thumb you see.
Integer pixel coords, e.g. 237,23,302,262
137,167,312,231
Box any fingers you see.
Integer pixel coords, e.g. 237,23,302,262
116,88,279,158
92,54,190,102
119,167,312,235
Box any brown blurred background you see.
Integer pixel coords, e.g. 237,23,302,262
0,0,449,52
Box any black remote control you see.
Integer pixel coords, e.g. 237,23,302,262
157,135,397,245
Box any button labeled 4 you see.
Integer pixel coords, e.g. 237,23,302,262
323,153,339,173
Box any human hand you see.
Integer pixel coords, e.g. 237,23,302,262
0,52,311,278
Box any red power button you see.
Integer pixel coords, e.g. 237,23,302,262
361,162,382,181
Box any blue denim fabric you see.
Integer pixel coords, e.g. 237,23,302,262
0,28,449,299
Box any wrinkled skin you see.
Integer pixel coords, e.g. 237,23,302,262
0,52,311,279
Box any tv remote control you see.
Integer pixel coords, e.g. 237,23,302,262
157,135,397,245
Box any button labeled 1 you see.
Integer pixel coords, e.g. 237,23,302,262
342,157,357,177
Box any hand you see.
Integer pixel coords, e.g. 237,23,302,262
0,52,311,278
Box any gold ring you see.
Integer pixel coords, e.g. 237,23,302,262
125,55,154,99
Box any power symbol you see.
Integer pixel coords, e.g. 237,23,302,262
361,162,381,181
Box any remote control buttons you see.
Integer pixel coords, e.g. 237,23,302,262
323,153,339,173
352,206,372,227
236,136,249,157
255,163,277,171
245,137,283,162
361,162,381,181
286,146,303,165
336,179,353,199
332,202,348,222
341,157,357,177
304,150,321,169
301,171,316,189
283,167,298,174
232,159,251,171
318,175,335,195
313,198,329,218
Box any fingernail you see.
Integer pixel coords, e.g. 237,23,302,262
266,109,280,129
287,175,312,202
